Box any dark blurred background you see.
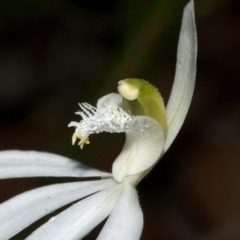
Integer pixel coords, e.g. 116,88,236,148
0,0,240,239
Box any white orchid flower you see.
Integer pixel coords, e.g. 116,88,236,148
0,1,197,239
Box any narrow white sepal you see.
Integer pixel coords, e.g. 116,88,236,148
0,179,114,240
0,151,111,178
26,182,123,240
97,183,143,240
112,116,165,182
165,0,197,152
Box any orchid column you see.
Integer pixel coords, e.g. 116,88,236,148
0,1,197,240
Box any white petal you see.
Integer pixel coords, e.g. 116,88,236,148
97,93,123,110
0,150,111,178
97,183,143,240
112,116,165,182
165,0,197,151
0,179,113,240
26,182,123,240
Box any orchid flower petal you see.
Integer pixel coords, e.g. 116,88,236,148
165,0,197,151
0,179,113,240
26,182,123,240
0,151,111,178
112,116,165,182
97,93,124,110
97,183,143,240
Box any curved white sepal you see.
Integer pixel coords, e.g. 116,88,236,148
0,179,114,240
26,182,123,240
97,93,124,110
165,0,197,152
112,116,165,183
97,183,143,240
0,150,111,178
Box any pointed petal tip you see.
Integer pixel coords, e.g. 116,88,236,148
72,135,77,145
68,121,78,128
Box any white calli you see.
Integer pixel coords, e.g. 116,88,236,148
0,1,197,240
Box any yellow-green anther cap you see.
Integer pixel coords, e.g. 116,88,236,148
118,78,167,137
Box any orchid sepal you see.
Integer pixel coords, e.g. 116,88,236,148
112,115,165,184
